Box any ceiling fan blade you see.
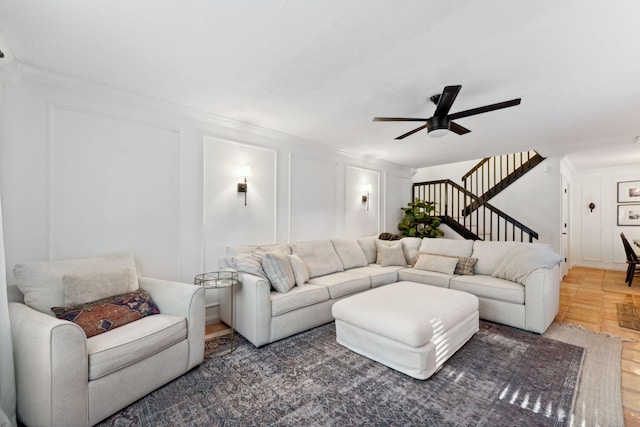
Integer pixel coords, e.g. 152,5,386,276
433,85,462,117
449,121,471,135
394,123,429,140
373,117,428,122
448,98,521,121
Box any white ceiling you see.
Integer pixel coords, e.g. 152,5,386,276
1,0,640,169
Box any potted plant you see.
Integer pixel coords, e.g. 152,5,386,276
398,198,444,238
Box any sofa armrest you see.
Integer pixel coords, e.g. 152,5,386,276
524,264,561,333
219,272,272,347
139,277,205,369
9,302,88,427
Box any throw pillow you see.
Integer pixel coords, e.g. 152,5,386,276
51,289,160,338
331,239,368,269
413,254,458,275
492,246,563,285
262,252,296,293
454,256,478,276
375,240,407,267
233,249,268,279
288,254,309,286
62,268,137,306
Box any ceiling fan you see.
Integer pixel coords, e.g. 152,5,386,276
373,85,521,139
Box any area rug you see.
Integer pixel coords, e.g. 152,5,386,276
545,322,624,427
98,321,584,426
617,303,640,331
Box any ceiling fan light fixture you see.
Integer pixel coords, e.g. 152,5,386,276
428,128,448,138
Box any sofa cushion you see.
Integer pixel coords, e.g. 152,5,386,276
376,240,407,267
397,268,453,288
491,246,562,285
270,284,330,316
259,243,291,255
308,272,370,299
262,252,296,293
357,235,378,264
63,268,137,306
347,265,402,288
86,314,186,380
14,252,139,315
450,275,525,304
51,289,161,338
413,254,459,275
292,240,344,278
419,238,474,258
471,241,552,276
401,237,423,265
331,239,368,269
288,254,309,286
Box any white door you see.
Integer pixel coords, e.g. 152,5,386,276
561,176,570,276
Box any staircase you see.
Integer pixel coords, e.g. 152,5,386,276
461,150,544,216
413,150,544,242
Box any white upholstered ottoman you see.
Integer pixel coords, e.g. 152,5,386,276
331,281,479,380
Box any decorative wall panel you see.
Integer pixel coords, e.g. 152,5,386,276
290,155,338,242
50,107,182,279
345,166,380,237
203,137,277,270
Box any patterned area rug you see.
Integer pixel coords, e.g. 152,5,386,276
617,303,640,330
98,321,584,426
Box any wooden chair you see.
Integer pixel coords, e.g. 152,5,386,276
621,232,640,286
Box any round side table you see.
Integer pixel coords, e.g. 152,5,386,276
194,271,239,357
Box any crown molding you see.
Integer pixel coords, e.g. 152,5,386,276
14,62,412,175
0,60,21,86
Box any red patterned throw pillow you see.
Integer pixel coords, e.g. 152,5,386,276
51,289,160,338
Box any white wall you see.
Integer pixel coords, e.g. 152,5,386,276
0,66,412,320
412,155,563,253
568,163,640,271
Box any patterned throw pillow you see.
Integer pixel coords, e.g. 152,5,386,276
262,252,295,293
51,289,160,338
455,257,478,275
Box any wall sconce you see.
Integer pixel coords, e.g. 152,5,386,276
362,184,372,211
237,165,251,206
588,202,596,212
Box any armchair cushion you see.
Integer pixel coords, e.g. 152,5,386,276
63,268,136,305
87,314,186,380
14,252,138,315
51,289,160,338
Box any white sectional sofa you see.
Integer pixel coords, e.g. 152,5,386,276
221,235,562,348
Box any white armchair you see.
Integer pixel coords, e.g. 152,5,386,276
8,254,205,427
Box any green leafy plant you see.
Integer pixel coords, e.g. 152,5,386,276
398,198,444,238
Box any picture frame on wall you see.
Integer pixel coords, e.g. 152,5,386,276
618,204,640,226
617,180,640,203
